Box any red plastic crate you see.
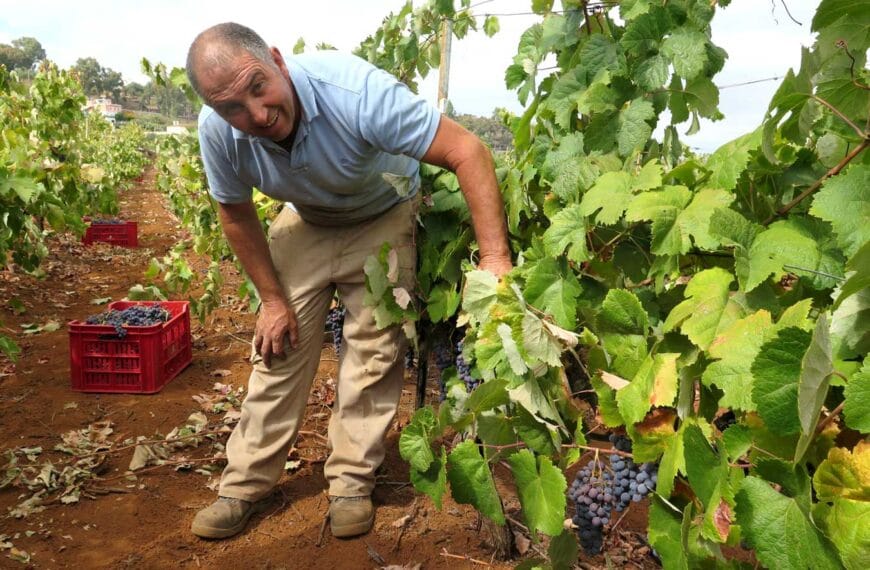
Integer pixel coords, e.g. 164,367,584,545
68,301,192,394
82,221,138,247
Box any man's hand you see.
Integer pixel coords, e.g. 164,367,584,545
479,253,513,279
254,299,299,368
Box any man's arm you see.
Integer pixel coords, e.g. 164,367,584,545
218,201,298,366
420,116,513,277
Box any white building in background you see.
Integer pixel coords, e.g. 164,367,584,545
84,97,122,122
166,121,188,135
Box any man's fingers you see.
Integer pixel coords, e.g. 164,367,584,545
288,319,299,349
272,336,286,361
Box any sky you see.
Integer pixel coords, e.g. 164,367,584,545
0,0,820,151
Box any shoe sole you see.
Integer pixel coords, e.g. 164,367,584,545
330,512,375,538
191,501,268,539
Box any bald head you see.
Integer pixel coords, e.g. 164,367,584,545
186,22,274,100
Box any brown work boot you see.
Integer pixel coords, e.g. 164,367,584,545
329,495,374,538
191,496,267,539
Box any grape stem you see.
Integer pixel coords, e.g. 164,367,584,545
480,440,634,458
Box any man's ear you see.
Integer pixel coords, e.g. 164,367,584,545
271,47,289,76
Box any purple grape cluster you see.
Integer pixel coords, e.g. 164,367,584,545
568,435,659,554
431,339,454,400
455,339,478,392
325,304,346,356
85,304,170,337
404,347,416,370
90,219,126,225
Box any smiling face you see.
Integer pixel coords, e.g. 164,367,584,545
197,46,298,141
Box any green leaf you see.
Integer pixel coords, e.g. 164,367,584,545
752,327,812,436
830,287,870,359
427,283,461,323
597,289,650,379
704,129,762,192
575,79,618,115
523,257,582,330
648,496,689,570
447,440,505,525
617,98,655,156
813,445,870,502
703,310,775,411
844,361,870,432
521,312,562,368
497,323,528,376
483,15,500,37
465,378,510,415
810,163,870,259
616,353,679,425
661,28,708,80
708,208,763,290
625,185,693,255
635,53,670,90
509,449,567,536
543,204,589,263
548,530,579,570
0,335,21,362
812,0,870,30
736,476,843,570
680,188,735,250
579,171,633,225
579,34,625,78
399,407,438,472
721,424,753,461
664,268,739,350
834,241,870,310
462,270,499,323
656,424,685,497
824,498,870,569
512,407,558,455
794,314,834,462
746,218,844,292
683,424,725,511
591,374,625,427
410,448,447,510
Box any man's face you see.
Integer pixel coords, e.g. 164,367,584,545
198,47,296,141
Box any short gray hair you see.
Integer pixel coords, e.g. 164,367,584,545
186,22,273,99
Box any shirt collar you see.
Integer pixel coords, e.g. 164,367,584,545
231,57,320,142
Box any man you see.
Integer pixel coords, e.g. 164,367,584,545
185,22,512,540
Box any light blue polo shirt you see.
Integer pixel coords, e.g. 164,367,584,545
197,51,441,225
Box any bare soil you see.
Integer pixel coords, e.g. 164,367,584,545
0,171,658,569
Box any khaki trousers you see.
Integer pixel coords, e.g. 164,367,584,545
219,198,417,500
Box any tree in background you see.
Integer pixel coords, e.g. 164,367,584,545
0,36,46,72
71,57,124,101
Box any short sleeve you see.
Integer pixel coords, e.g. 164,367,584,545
198,111,253,204
357,67,441,160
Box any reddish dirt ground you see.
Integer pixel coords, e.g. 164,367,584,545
0,171,658,569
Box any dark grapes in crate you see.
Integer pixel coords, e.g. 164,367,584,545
85,304,171,338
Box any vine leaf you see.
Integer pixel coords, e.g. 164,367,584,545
625,185,693,255
830,287,870,359
508,449,567,537
843,361,870,432
543,204,589,262
809,163,870,258
703,129,762,192
664,267,740,350
399,407,438,472
655,422,685,498
597,289,650,379
752,327,812,436
648,497,690,570
462,270,499,324
833,241,870,310
735,477,843,570
617,98,655,156
745,217,844,292
661,28,708,80
794,313,833,463
523,257,582,330
813,444,870,502
616,353,679,425
703,310,775,411
823,497,870,569
548,530,579,570
409,447,447,510
446,440,505,525
579,171,633,225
